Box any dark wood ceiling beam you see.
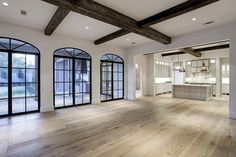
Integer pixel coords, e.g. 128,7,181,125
42,0,171,44
94,29,131,45
138,0,220,27
181,48,201,57
195,44,229,52
95,0,220,45
45,6,70,35
162,51,185,57
161,44,229,57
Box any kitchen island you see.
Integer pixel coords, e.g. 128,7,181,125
172,84,213,101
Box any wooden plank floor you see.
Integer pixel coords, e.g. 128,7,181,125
0,95,235,157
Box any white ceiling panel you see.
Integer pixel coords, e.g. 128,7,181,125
0,0,57,30
55,12,120,41
152,0,236,37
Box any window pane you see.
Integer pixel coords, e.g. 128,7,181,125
55,83,64,95
0,98,8,116
12,54,25,68
64,58,72,70
14,44,38,53
113,64,118,72
12,84,25,98
82,73,90,82
65,94,73,106
26,97,38,111
119,90,123,98
0,85,8,99
12,68,25,83
11,40,25,49
83,93,90,103
12,98,25,113
118,81,123,89
0,38,10,49
75,71,82,82
0,52,8,67
113,72,118,81
54,58,65,69
75,60,82,71
118,64,123,72
55,70,64,82
114,90,118,99
75,82,82,93
26,83,38,97
113,81,118,90
0,68,8,83
64,83,73,94
26,55,38,68
75,94,82,104
26,69,38,82
55,95,64,107
64,70,72,82
83,82,90,93
118,73,123,81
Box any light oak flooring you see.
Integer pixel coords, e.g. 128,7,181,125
0,95,236,157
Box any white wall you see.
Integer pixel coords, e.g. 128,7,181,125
0,21,127,112
126,21,236,119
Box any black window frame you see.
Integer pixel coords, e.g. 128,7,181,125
53,47,92,109
0,37,40,117
100,54,124,102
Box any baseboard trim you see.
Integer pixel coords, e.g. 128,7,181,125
229,112,236,119
92,99,101,104
40,106,54,112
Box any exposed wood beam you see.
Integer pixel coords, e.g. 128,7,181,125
95,0,220,45
138,0,220,27
195,44,229,52
181,48,201,57
162,52,185,57
45,6,70,35
161,44,230,57
94,29,131,45
42,0,171,44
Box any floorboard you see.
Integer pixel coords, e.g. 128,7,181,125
0,95,235,157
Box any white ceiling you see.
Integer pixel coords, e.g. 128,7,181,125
152,0,236,37
0,0,57,29
94,0,187,21
55,12,120,41
0,0,235,48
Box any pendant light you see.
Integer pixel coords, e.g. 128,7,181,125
179,54,185,73
200,53,208,72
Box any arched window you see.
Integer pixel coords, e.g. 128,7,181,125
0,37,40,116
100,54,124,102
54,48,91,108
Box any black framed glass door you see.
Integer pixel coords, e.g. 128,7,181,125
100,54,124,102
54,48,91,109
0,37,40,117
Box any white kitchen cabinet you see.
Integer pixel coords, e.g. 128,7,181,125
155,83,172,95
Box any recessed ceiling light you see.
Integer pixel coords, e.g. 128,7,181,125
192,17,197,21
126,39,130,41
85,26,89,30
2,2,8,6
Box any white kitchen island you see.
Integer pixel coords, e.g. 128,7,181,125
172,84,213,101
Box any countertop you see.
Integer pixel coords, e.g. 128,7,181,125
173,84,213,87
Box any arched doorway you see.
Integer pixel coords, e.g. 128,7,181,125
0,37,40,116
100,54,124,102
53,48,91,108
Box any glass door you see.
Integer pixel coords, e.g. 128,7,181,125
54,57,73,107
101,62,113,101
0,52,8,116
11,53,39,114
